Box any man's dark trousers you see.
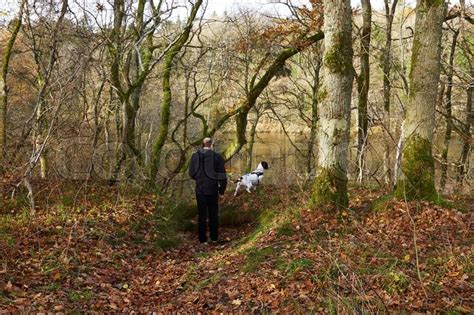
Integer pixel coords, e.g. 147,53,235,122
196,193,218,243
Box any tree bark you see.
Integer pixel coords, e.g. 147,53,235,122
382,0,398,186
440,29,459,189
457,63,473,182
394,0,446,201
356,0,372,182
311,0,354,209
307,60,321,176
245,108,262,173
151,0,203,181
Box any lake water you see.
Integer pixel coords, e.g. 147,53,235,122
212,130,473,194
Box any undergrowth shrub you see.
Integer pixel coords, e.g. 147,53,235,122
153,198,196,249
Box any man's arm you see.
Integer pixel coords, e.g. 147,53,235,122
189,152,199,180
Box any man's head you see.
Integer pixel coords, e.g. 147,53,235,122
203,137,213,148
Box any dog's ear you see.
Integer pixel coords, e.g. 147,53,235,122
261,161,269,169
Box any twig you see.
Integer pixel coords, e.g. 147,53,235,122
403,193,429,299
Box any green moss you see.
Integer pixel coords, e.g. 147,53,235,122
276,222,296,238
243,246,278,272
282,258,314,277
61,195,74,207
383,271,409,293
195,274,221,290
394,135,438,201
237,207,279,246
311,167,348,209
45,282,61,292
68,289,93,302
323,32,353,75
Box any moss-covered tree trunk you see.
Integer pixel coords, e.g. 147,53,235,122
0,0,25,172
440,29,458,189
356,0,372,182
151,0,203,180
222,104,250,161
311,0,354,209
107,0,162,182
394,0,446,201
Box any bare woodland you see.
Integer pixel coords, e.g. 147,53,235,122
0,0,473,312
0,0,472,202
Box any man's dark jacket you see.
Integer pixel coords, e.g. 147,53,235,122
189,149,227,195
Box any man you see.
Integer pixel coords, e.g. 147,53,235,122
188,138,227,244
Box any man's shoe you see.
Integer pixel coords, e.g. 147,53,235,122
195,241,208,251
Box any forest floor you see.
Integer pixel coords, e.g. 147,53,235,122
0,180,473,313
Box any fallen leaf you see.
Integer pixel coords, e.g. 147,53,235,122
4,280,12,292
231,299,242,306
54,305,64,311
52,270,61,281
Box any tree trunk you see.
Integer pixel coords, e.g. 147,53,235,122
457,63,473,182
246,109,261,173
394,0,446,201
382,0,398,186
311,0,354,209
307,61,321,176
151,0,203,181
356,0,372,182
0,0,25,171
36,100,48,179
440,29,459,189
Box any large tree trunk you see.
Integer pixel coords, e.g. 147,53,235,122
0,0,25,171
394,0,446,201
440,29,459,189
311,0,354,209
356,0,372,182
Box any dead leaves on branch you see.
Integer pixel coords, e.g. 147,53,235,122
232,1,323,54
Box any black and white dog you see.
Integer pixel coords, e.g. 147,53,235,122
234,161,269,196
